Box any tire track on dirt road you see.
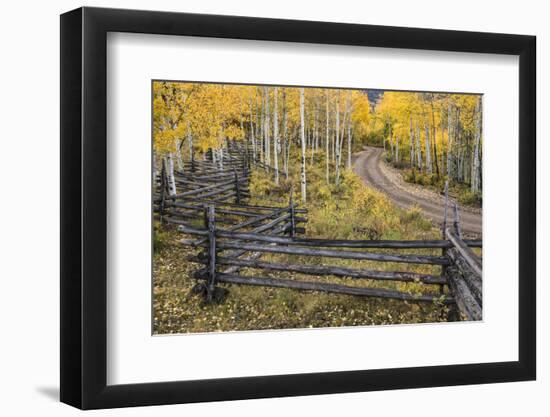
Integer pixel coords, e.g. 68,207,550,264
352,146,482,236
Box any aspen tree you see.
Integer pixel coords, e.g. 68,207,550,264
166,153,177,196
409,117,414,168
347,123,352,170
395,135,399,163
335,92,341,185
282,89,289,178
424,122,432,174
187,123,193,162
446,100,453,178
416,124,422,170
471,96,482,193
325,91,330,185
299,88,307,202
430,96,440,177
273,87,280,185
264,87,271,167
249,98,256,162
259,90,264,164
346,92,353,170
152,150,158,183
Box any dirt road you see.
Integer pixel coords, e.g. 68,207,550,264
352,146,482,236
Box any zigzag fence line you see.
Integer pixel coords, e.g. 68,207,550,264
154,140,482,320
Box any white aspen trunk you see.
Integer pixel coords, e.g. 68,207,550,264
461,148,466,182
344,93,352,170
239,96,244,140
166,153,177,195
332,128,337,163
395,135,399,163
152,149,158,184
424,123,432,174
264,87,271,167
416,124,422,170
187,123,193,162
471,96,482,192
325,92,330,185
336,94,349,179
389,124,393,160
331,119,336,163
335,93,341,185
347,122,352,169
439,113,445,177
455,108,461,181
409,117,414,167
174,139,183,171
273,87,280,185
299,88,307,203
310,114,315,165
446,101,453,178
457,148,463,182
282,90,288,178
338,96,349,162
315,104,319,151
310,104,317,165
249,99,256,162
285,127,292,178
259,93,264,164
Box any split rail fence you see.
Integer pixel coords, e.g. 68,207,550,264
154,141,483,321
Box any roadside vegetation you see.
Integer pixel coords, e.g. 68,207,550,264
382,153,482,207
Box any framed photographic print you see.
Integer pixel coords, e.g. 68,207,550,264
60,6,536,409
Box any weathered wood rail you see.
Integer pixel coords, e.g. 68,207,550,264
181,203,483,310
154,141,483,321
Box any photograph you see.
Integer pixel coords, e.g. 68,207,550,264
152,81,483,334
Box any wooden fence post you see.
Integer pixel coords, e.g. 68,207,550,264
205,205,217,302
289,190,296,237
234,169,241,204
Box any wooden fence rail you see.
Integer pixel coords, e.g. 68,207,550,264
182,204,456,305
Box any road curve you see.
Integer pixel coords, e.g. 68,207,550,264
353,147,482,236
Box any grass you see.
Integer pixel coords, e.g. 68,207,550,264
153,151,456,334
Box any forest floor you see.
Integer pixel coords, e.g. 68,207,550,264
153,224,450,334
352,146,482,237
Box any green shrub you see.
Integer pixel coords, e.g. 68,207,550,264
458,190,482,207
404,169,416,184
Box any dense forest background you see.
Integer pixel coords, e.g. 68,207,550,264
153,82,483,205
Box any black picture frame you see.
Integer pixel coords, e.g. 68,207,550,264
60,6,536,410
